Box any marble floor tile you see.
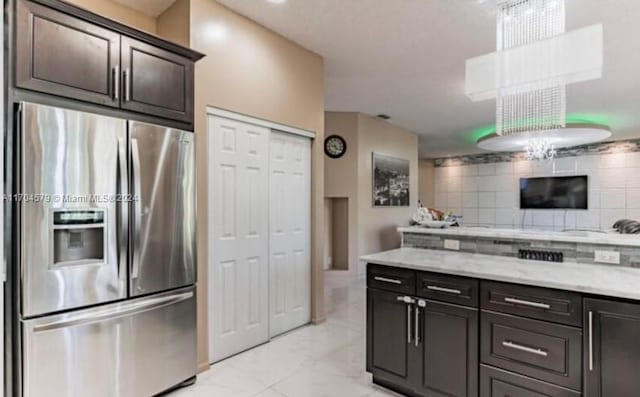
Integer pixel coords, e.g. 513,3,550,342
167,272,398,397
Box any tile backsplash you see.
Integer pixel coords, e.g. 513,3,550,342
433,152,640,231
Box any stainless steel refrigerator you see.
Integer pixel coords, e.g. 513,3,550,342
18,102,197,397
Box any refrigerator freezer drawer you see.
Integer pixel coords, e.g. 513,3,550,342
22,286,196,397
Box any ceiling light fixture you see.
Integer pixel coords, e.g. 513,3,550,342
466,0,604,161
266,0,287,4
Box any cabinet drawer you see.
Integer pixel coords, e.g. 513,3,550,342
481,311,582,390
417,272,479,307
480,365,581,397
481,281,582,327
367,264,415,295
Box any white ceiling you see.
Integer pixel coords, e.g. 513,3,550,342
216,0,640,158
113,0,176,17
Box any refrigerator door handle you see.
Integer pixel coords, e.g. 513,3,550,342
131,138,143,279
31,291,194,333
117,137,128,282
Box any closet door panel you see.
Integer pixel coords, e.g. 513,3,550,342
269,131,312,337
208,116,270,362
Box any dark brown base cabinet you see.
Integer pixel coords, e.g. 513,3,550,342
584,298,640,397
367,263,640,397
367,265,478,397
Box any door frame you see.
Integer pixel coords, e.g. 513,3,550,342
206,107,315,139
205,107,315,363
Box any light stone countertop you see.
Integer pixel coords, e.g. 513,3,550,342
398,226,640,248
361,248,640,301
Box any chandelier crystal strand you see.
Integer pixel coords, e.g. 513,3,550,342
496,0,567,138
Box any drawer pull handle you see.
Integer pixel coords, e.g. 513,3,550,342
374,276,402,285
588,311,594,371
502,341,548,357
427,285,462,295
504,297,551,310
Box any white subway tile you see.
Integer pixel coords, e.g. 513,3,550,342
448,176,462,193
533,211,554,226
462,176,478,192
576,211,600,229
445,166,462,178
434,181,447,195
626,208,640,220
495,162,514,175
495,191,516,209
625,169,640,188
495,209,515,226
576,155,600,171
463,192,478,208
461,164,478,176
478,163,496,176
600,189,626,209
435,193,447,209
447,192,462,208
600,168,626,188
600,209,626,229
477,175,496,191
462,208,478,224
434,167,446,180
588,189,600,209
626,189,640,209
513,161,533,176
532,161,553,176
600,153,627,169
626,152,640,168
478,209,496,225
478,192,496,208
495,175,516,191
552,157,578,174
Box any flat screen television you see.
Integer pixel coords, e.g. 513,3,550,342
520,175,588,209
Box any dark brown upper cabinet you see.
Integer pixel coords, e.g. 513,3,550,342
15,0,121,107
120,36,193,124
14,0,203,125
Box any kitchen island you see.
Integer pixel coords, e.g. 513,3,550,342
362,247,640,397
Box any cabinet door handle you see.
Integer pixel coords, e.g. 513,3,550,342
502,340,548,357
504,297,551,310
414,305,420,347
407,304,413,344
375,276,402,285
123,68,131,101
113,65,120,100
427,285,462,295
588,310,594,371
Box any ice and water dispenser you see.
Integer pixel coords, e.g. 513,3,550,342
51,209,106,267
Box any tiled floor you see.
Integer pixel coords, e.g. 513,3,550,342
168,271,398,397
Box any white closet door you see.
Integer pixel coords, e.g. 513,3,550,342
269,131,312,337
208,116,270,362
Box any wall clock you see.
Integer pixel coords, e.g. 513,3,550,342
324,135,347,159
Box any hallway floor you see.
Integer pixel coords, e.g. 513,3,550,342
168,271,397,397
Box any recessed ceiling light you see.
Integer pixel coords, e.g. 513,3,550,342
266,0,287,4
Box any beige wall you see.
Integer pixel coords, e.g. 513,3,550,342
324,112,419,273
189,0,325,372
157,0,190,47
324,112,359,271
357,114,418,257
419,159,435,207
69,0,325,374
65,0,157,33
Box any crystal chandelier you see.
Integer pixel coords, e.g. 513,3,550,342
525,136,557,161
465,0,603,161
496,0,566,138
